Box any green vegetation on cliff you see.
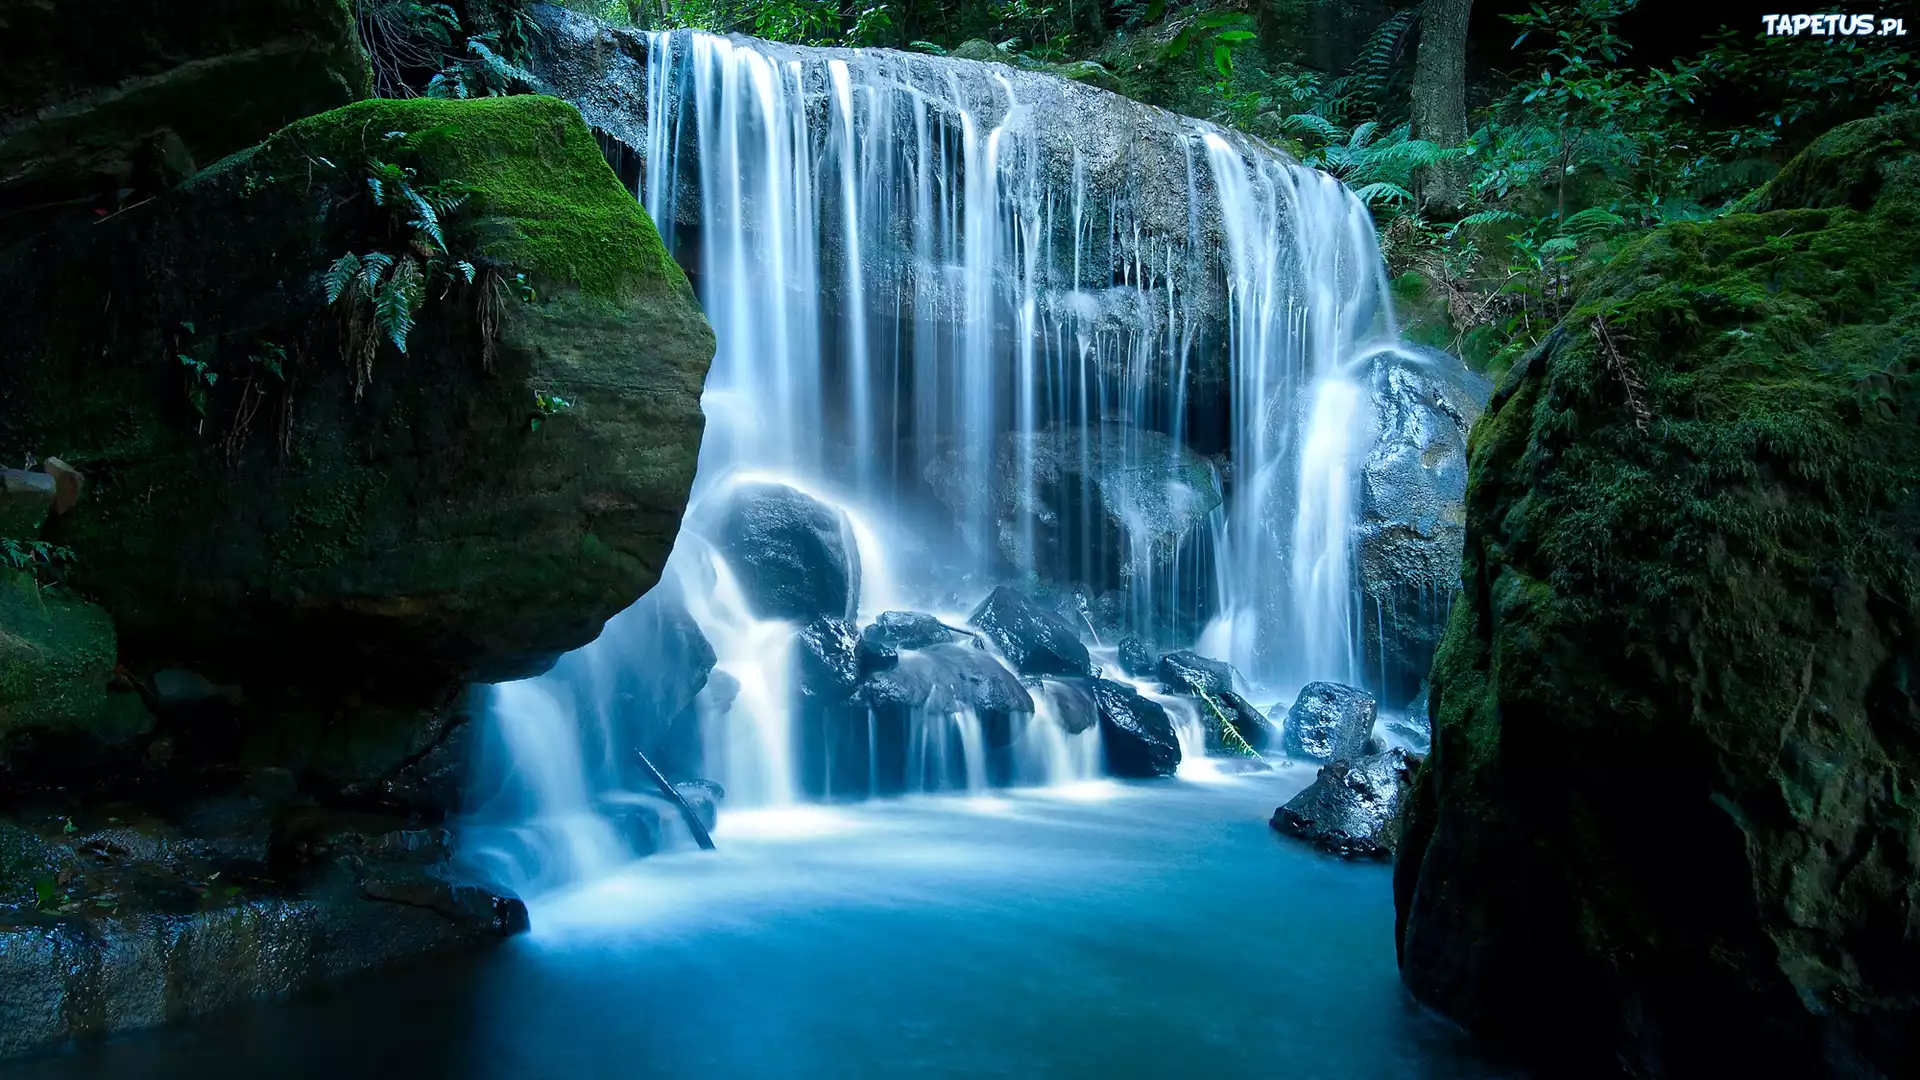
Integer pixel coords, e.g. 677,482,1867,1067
1394,109,1920,1078
1,94,712,726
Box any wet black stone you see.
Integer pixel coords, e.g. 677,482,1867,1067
967,587,1094,677
1089,678,1180,778
1270,748,1414,858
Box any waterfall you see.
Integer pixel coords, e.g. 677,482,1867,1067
463,21,1405,893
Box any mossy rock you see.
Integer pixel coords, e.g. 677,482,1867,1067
0,0,371,246
0,95,713,713
0,570,152,759
1393,110,1920,1077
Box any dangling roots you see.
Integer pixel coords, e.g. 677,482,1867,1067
1591,314,1651,433
477,267,505,372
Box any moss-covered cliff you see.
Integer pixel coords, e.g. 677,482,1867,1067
1394,111,1920,1078
2,96,711,721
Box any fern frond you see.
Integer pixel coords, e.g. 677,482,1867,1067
325,253,362,304
1350,181,1413,207
405,188,445,251
1456,209,1526,228
376,257,424,353
1348,121,1380,152
357,251,394,293
455,259,477,284
1560,207,1628,241
1280,112,1345,144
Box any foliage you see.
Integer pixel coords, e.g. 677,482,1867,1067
531,389,574,431
1,538,75,577
325,143,482,396
355,0,536,99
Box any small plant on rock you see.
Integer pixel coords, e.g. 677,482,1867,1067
324,144,481,397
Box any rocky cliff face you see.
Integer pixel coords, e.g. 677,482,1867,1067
0,91,713,1057
0,0,372,246
4,94,710,727
1394,111,1920,1079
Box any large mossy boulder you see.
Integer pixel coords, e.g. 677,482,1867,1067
1394,111,1920,1079
0,0,371,245
0,95,713,713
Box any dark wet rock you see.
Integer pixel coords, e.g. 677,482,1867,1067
1278,682,1377,762
967,587,1094,677
673,779,725,835
846,644,1033,722
711,482,859,623
1090,678,1180,778
863,611,961,651
1034,678,1100,736
856,635,898,675
5,96,713,707
0,0,371,246
0,805,523,1060
795,617,862,703
1271,748,1414,858
0,470,55,537
1116,635,1159,678
1200,690,1278,753
1154,650,1236,697
1396,112,1920,1080
1354,348,1488,704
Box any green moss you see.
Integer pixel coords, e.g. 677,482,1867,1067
230,96,682,303
0,570,117,737
1398,110,1920,1075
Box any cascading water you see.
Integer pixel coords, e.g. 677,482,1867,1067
464,18,1409,893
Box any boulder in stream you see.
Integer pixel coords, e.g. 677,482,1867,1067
1271,748,1415,858
1089,678,1180,778
711,482,860,623
1278,682,1377,762
1116,635,1159,678
795,617,863,703
967,587,1095,677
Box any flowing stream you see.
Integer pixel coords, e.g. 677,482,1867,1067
14,775,1519,1079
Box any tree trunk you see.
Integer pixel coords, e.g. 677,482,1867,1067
1411,0,1473,216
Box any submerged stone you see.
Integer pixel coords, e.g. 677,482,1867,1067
795,617,862,703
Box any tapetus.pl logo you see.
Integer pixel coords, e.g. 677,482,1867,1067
1762,13,1909,35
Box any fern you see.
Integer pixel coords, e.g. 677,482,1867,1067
1350,181,1414,207
357,251,395,292
375,257,424,352
1560,206,1627,242
325,253,362,304
1280,112,1345,145
405,188,445,251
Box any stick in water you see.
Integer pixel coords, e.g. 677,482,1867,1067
634,748,717,851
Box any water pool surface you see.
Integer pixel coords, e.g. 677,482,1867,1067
12,771,1521,1080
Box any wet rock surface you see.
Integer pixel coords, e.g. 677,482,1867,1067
712,482,860,623
968,587,1095,677
1116,636,1159,678
796,617,863,702
1089,679,1180,778
0,799,523,1059
1278,682,1378,762
1354,349,1488,704
1270,748,1414,858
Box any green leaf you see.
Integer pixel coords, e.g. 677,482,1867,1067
1217,30,1255,43
1214,43,1232,77
325,253,362,304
